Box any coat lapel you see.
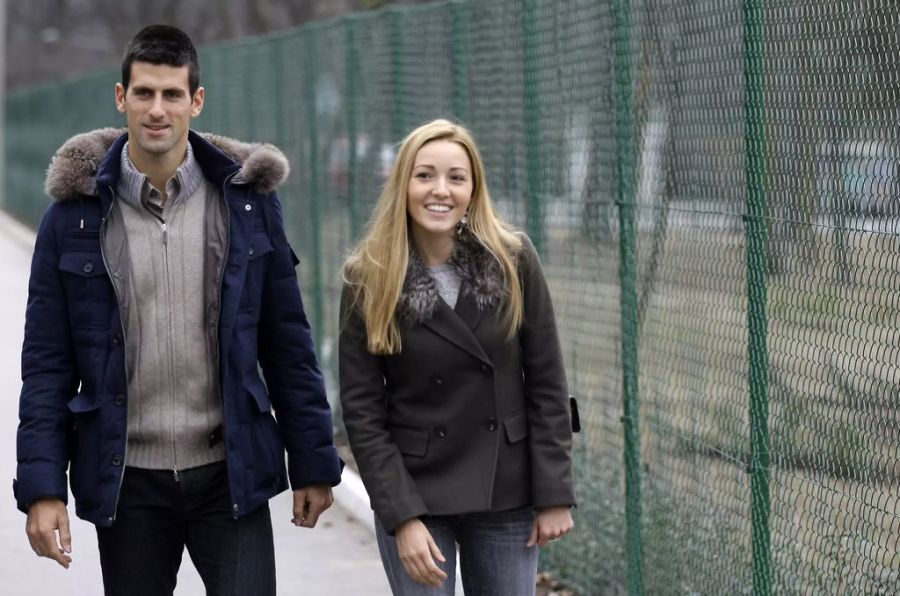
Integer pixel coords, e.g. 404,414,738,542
421,298,491,366
453,282,484,332
398,231,510,366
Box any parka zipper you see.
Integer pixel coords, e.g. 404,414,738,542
217,173,235,516
162,216,180,483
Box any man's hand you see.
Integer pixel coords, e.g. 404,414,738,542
26,498,72,568
291,485,333,528
527,505,574,548
395,518,447,587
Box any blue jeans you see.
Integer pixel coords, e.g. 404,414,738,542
375,507,539,596
96,462,275,596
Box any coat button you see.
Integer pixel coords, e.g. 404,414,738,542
82,261,94,274
434,426,447,438
114,394,125,406
484,417,498,432
112,455,123,466
480,363,493,377
113,271,121,279
245,204,252,211
249,246,255,256
430,375,443,387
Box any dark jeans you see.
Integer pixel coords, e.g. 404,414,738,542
96,461,275,596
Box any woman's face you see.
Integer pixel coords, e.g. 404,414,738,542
406,139,473,247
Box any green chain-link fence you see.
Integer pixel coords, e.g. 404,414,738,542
5,0,899,593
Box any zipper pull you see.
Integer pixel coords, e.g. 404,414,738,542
173,467,180,483
162,222,167,245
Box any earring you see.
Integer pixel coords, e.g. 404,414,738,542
456,213,469,234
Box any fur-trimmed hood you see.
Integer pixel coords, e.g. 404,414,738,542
44,128,290,201
398,230,510,322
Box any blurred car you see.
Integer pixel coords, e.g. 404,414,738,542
328,134,395,197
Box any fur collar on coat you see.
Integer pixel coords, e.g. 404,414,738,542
398,229,511,322
44,128,289,201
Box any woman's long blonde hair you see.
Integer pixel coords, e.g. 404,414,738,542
342,119,523,355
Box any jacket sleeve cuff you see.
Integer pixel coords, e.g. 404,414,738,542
13,470,68,514
286,445,344,488
376,500,431,535
531,480,577,510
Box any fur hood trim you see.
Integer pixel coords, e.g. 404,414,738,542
398,230,510,322
44,128,290,201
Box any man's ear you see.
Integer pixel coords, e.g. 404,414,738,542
191,87,205,118
114,83,126,113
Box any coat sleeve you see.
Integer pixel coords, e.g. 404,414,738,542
338,283,429,532
517,233,576,508
15,204,79,513
257,192,343,489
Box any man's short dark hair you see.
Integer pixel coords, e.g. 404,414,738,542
122,25,200,96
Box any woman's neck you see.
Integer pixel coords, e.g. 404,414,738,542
412,231,455,266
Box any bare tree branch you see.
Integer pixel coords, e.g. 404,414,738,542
8,0,429,89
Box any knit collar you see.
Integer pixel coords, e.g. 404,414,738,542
116,141,204,210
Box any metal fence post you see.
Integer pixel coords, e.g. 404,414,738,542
345,19,362,240
743,0,772,594
613,0,644,593
303,30,324,352
450,0,469,124
522,0,544,254
244,43,256,140
391,9,406,141
272,35,286,150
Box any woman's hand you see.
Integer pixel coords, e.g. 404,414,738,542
527,506,574,548
395,518,448,586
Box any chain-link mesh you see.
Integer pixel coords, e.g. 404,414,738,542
5,0,899,593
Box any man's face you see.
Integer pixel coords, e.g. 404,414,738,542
115,61,204,163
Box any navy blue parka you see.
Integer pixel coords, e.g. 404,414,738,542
15,129,342,526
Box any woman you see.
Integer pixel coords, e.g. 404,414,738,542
339,119,575,595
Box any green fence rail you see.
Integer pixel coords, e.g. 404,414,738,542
5,0,900,593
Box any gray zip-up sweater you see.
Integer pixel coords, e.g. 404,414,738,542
112,143,225,471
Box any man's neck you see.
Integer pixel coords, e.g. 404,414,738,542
127,143,187,199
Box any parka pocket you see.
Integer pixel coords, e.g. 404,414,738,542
67,392,102,414
58,251,113,329
503,411,529,444
66,393,102,511
240,232,275,312
59,252,106,278
390,427,429,457
246,378,272,413
244,378,284,489
249,232,274,261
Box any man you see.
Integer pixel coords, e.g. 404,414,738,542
14,25,342,596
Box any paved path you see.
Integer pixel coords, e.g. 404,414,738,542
0,211,390,595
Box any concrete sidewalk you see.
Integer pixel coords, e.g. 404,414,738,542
0,210,390,595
